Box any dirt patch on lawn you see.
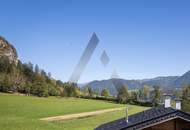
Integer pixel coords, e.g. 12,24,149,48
40,107,125,122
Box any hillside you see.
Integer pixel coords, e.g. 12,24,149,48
84,72,190,95
0,36,61,97
172,71,190,88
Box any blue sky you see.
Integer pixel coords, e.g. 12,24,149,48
1,0,190,83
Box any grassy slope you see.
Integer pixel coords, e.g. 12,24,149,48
0,93,147,130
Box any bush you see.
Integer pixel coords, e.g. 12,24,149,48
48,85,59,96
31,82,49,97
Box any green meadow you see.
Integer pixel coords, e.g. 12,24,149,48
0,93,147,130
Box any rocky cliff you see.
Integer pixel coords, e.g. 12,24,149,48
0,36,18,64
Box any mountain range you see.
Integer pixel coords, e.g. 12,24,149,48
83,71,190,95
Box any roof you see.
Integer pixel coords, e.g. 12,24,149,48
95,106,190,130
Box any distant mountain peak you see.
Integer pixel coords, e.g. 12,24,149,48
183,70,190,75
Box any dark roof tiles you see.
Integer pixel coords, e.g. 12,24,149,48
95,106,190,130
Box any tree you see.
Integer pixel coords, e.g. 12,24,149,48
30,80,49,97
182,85,190,112
117,85,129,104
152,86,161,107
62,83,79,97
56,80,64,86
48,72,51,78
138,88,143,101
47,84,59,96
182,85,190,100
0,56,12,73
19,82,32,96
27,62,33,71
41,70,47,77
87,87,93,97
83,87,90,96
130,91,139,102
0,75,12,92
174,89,182,99
22,63,34,81
101,89,110,97
143,85,150,100
34,65,40,74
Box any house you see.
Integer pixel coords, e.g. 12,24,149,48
95,97,190,130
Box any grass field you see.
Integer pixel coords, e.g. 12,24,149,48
0,93,147,130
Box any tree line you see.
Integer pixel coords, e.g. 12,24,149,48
0,56,114,98
0,56,189,111
116,85,161,107
117,84,190,111
0,56,60,97
0,55,151,104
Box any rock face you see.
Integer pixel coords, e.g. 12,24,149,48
0,36,18,64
